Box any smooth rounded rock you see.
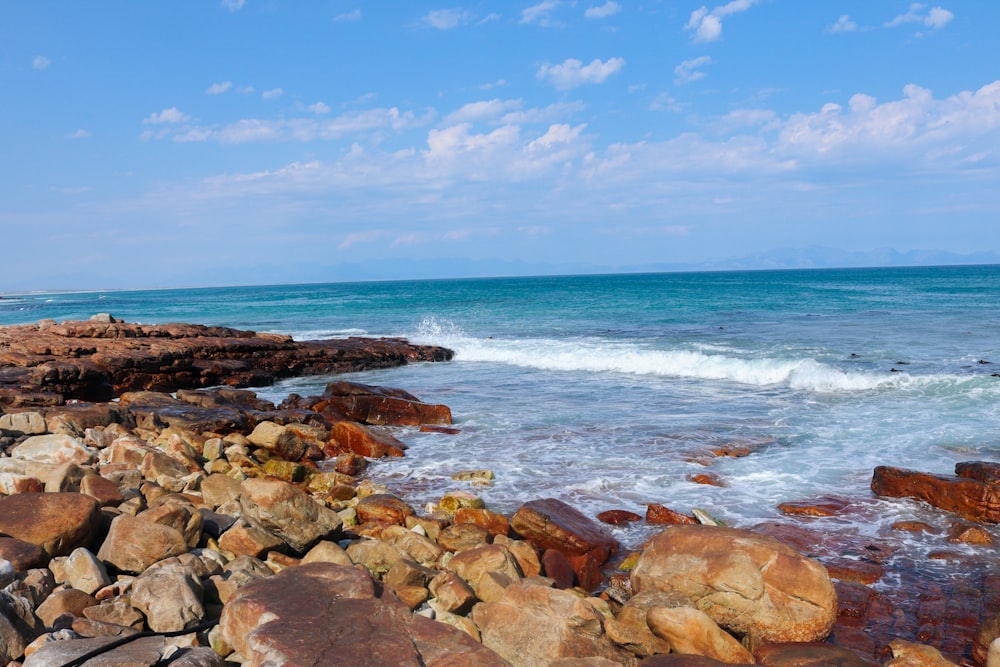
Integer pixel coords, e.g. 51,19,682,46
0,492,101,557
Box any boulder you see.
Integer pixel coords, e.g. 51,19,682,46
753,642,878,666
646,606,754,663
0,538,49,572
239,477,342,553
10,434,96,466
355,493,415,526
131,563,205,632
22,635,165,667
220,562,506,666
35,587,97,626
472,582,637,667
871,465,1000,523
510,498,618,590
96,513,189,574
63,547,111,594
630,525,837,647
0,412,47,436
0,589,44,663
331,421,408,458
218,519,285,560
324,382,452,426
0,492,101,557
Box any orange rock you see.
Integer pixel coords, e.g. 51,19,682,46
645,503,697,525
872,464,1000,523
355,493,415,526
778,495,853,517
455,508,510,537
597,510,642,525
0,492,101,557
687,472,726,487
330,421,407,459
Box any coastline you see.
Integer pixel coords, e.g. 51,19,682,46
0,317,996,665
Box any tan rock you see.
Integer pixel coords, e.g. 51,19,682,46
0,472,44,495
0,411,47,436
11,434,96,466
0,589,44,663
35,587,97,627
22,635,165,667
218,518,284,559
239,477,342,553
382,526,443,566
472,582,638,667
82,599,145,629
438,522,491,553
199,473,242,509
301,540,353,567
63,547,111,595
884,640,958,666
347,539,403,578
355,493,415,526
0,492,101,557
139,498,205,549
647,606,754,663
131,563,205,632
79,473,123,506
447,544,523,593
428,570,477,615
630,525,838,646
96,513,189,574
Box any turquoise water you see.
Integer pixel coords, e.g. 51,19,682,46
3,266,1000,549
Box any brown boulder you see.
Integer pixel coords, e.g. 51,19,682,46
472,582,638,667
511,498,618,590
355,493,415,526
96,513,189,574
647,606,754,663
0,537,49,571
221,561,507,666
630,525,838,647
239,477,342,554
753,642,878,666
324,381,452,426
330,421,408,458
871,464,1000,523
0,492,101,557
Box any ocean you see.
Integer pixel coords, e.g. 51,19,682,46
3,265,999,557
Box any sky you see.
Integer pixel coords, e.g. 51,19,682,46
2,1,999,290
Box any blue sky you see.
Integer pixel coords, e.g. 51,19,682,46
2,1,999,290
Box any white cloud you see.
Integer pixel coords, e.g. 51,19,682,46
685,0,758,43
674,56,713,84
778,80,1000,165
206,81,233,95
527,123,586,149
425,124,520,159
585,2,621,19
500,101,586,125
143,107,193,125
161,107,426,144
334,9,361,22
537,57,625,90
308,102,332,115
650,93,682,112
886,3,954,31
521,1,560,26
221,0,245,11
423,9,472,30
262,88,284,100
32,55,51,70
830,15,857,33
66,129,91,140
445,99,523,124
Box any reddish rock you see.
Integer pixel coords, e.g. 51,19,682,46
955,461,1000,485
333,452,367,476
355,494,415,526
0,492,101,557
778,495,854,517
79,474,124,507
645,503,698,525
596,510,642,525
871,465,1000,523
324,381,452,426
542,549,577,590
510,498,618,568
437,523,490,553
687,472,727,487
455,507,510,537
0,320,452,408
946,520,995,545
824,558,885,585
419,425,461,434
0,537,49,571
330,421,407,458
753,642,878,666
96,513,189,574
221,562,507,666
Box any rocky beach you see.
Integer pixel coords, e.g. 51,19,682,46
0,315,997,666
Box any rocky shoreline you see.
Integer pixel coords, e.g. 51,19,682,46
0,317,997,666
